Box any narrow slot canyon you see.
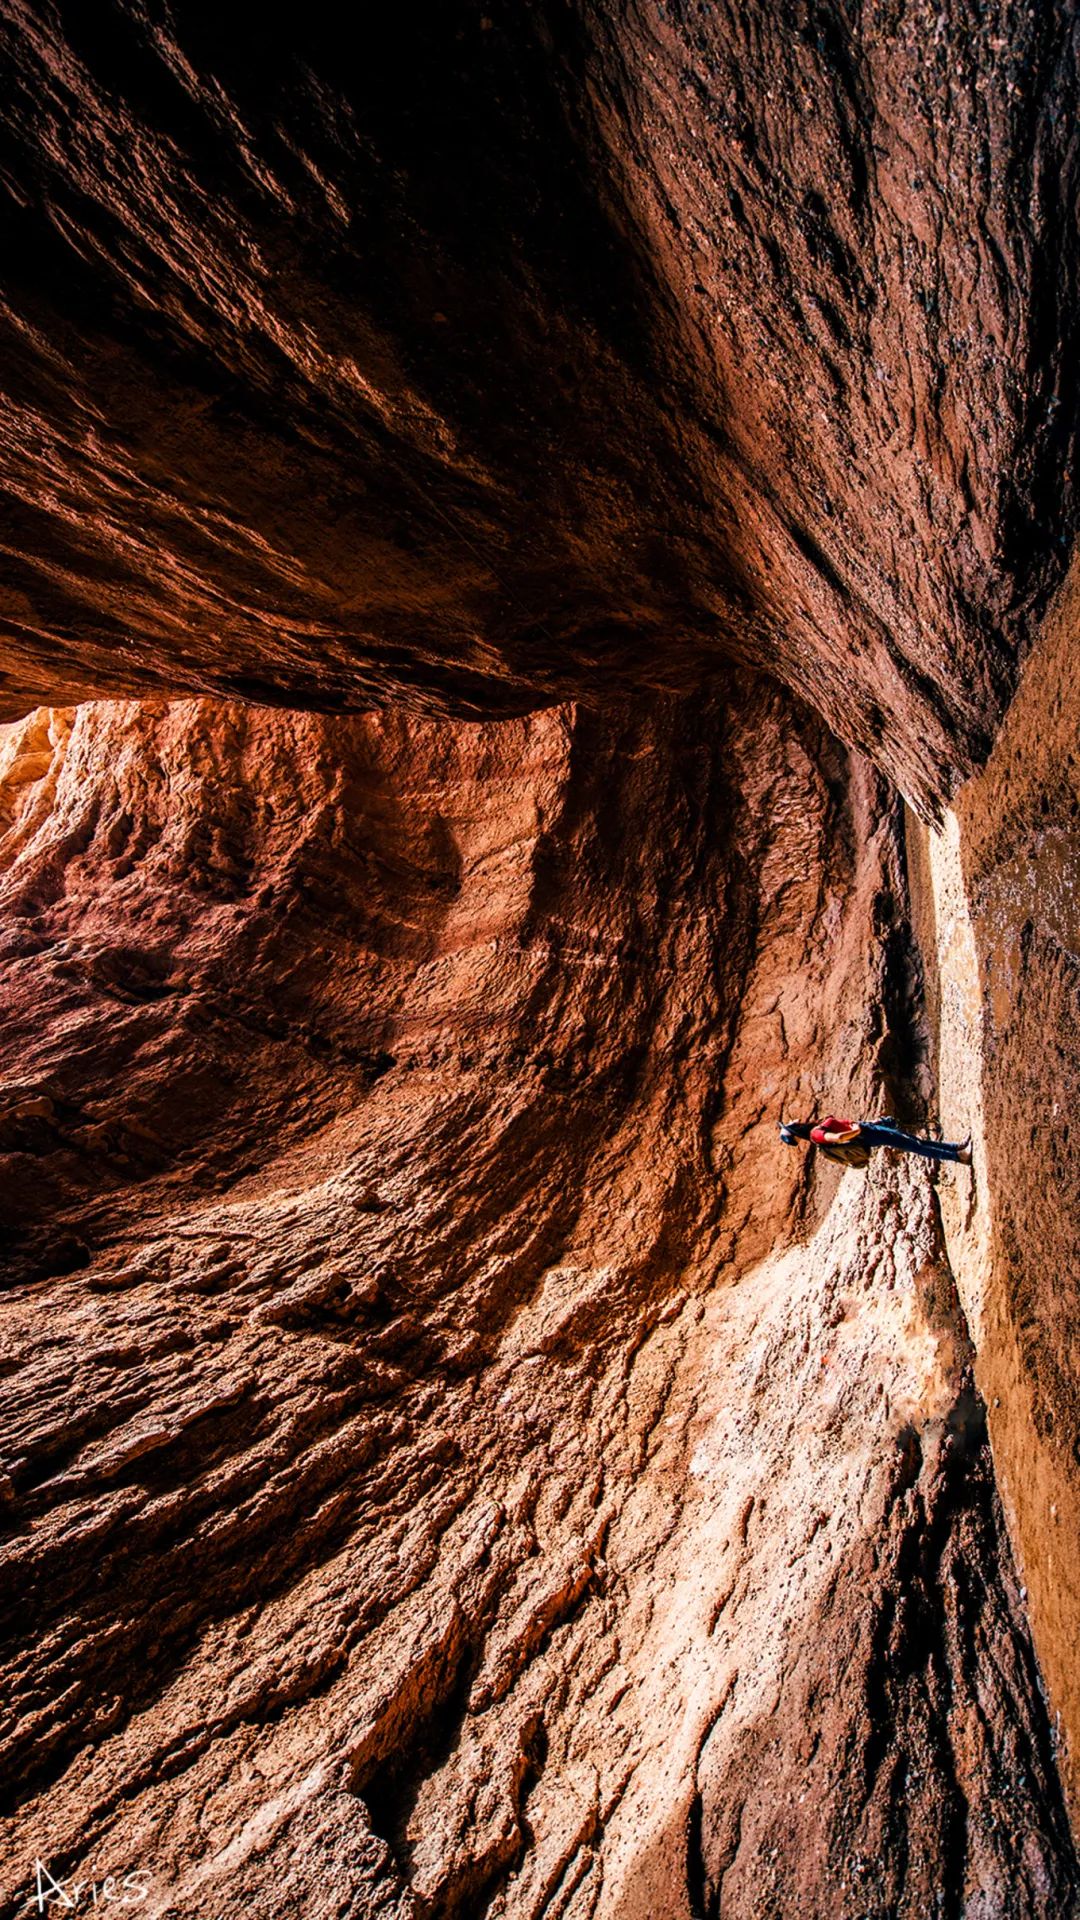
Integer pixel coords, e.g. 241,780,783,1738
1,6,1079,1917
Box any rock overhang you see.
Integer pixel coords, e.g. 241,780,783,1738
0,1,1076,813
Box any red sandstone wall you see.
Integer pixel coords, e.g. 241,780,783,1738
0,686,1075,1914
0,4,1079,1911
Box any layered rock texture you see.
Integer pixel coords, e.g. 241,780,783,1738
908,552,1080,1841
1,3,1080,1917
2,687,1076,1917
0,2,1078,802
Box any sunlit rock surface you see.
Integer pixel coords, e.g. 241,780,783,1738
0,688,1076,1915
2,3,1080,1915
908,554,1080,1832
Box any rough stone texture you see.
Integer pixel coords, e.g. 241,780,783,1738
0,3,1077,807
2,3,1080,1914
0,679,857,1269
0,686,1076,1916
907,552,1080,1827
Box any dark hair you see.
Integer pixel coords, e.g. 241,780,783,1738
778,1120,813,1143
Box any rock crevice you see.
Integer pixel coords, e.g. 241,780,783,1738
2,4,1080,1914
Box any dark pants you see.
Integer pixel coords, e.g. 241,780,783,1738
859,1118,967,1162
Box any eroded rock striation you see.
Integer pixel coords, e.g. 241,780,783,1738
908,553,1080,1847
1,3,1080,1917
1,684,1076,1916
0,2,1077,806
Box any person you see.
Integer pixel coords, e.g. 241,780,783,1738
778,1114,972,1168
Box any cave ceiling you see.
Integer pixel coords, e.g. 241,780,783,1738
0,1,1076,807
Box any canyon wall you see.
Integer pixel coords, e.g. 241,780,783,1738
1,1,1080,1913
1,686,1076,1916
908,554,1080,1826
0,2,1076,810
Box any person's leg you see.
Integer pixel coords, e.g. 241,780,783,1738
860,1122,967,1162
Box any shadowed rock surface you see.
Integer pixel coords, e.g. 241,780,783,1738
2,4,1080,1917
0,2,1078,806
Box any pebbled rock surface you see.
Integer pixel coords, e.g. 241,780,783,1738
0,3,1077,806
0,688,1076,1915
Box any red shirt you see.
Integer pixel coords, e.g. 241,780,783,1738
810,1116,855,1145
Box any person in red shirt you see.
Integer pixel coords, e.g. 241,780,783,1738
778,1114,972,1167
